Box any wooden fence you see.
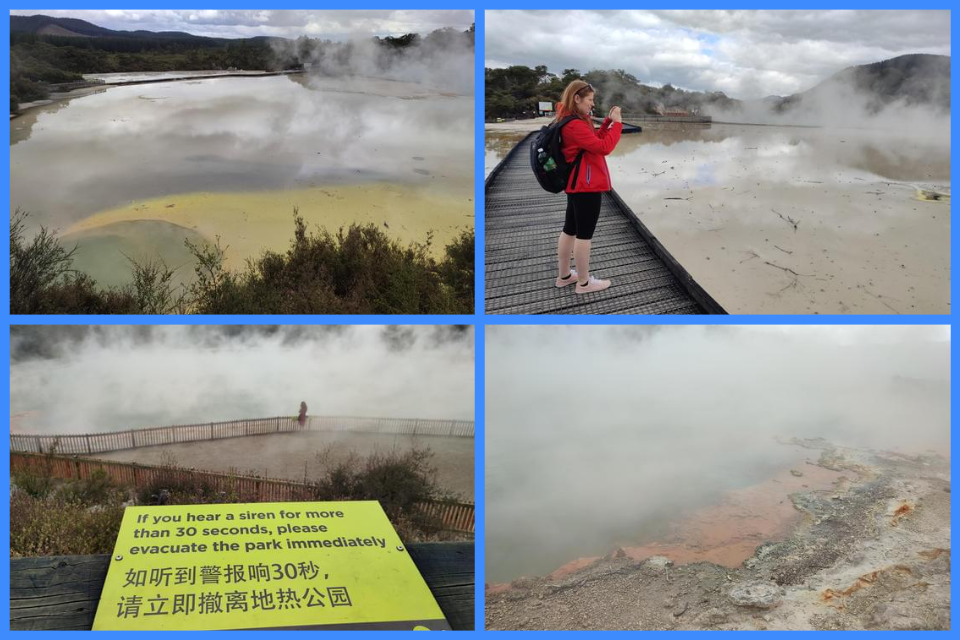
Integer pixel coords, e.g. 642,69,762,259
10,415,474,455
10,452,475,535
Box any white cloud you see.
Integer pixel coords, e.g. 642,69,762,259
10,9,474,40
485,10,950,99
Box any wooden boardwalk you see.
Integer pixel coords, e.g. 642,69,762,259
10,544,474,630
10,415,474,456
484,130,726,314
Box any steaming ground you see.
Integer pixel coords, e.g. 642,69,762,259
9,326,475,434
486,440,951,630
484,120,949,313
92,431,474,501
485,326,949,585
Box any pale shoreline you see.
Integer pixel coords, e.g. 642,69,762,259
63,182,473,282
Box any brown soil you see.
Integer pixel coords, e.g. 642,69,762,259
490,457,845,592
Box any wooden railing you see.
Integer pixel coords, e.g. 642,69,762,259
620,113,712,123
10,415,474,455
10,452,475,535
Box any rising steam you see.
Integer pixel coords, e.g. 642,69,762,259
10,325,474,433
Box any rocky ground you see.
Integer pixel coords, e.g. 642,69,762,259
486,439,950,630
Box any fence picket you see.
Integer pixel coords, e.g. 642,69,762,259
11,416,473,455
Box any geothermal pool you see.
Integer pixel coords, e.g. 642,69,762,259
11,74,474,286
484,325,950,583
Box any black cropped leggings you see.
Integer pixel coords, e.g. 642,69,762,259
562,192,602,240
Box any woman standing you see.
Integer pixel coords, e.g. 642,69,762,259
298,401,308,430
553,80,623,293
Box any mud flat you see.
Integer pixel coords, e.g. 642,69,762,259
486,440,950,630
484,120,950,314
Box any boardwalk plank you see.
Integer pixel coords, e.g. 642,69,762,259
484,130,725,315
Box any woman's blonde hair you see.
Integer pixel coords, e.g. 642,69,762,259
555,79,595,126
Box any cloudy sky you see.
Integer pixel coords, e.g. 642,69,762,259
10,9,474,40
486,10,951,99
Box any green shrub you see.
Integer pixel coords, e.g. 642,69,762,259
312,446,445,533
10,209,474,314
60,469,123,506
12,468,54,499
10,490,125,557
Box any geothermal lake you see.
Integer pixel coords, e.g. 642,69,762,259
11,74,474,286
485,121,950,314
484,326,950,583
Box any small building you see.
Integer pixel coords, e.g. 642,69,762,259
538,101,555,117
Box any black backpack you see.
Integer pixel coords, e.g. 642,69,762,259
530,115,585,193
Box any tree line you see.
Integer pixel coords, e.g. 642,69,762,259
10,23,475,112
485,64,738,120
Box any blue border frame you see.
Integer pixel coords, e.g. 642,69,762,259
2,4,956,635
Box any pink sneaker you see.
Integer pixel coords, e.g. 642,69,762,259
555,269,579,288
576,275,612,294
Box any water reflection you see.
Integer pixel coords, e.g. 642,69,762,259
485,130,528,177
606,124,950,313
611,123,950,191
11,74,474,235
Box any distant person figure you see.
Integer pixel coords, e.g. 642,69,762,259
554,80,623,294
298,401,308,430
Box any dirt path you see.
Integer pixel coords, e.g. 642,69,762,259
486,440,950,630
93,431,474,501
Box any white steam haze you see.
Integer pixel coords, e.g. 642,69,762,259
281,30,476,95
10,326,474,434
485,325,950,582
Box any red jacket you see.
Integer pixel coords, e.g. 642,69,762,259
561,117,622,193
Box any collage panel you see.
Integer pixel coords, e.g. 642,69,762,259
9,325,475,630
484,10,950,315
485,324,951,630
3,6,956,637
9,9,476,316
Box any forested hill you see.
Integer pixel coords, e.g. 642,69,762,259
11,14,210,40
485,66,738,120
772,54,951,114
10,14,474,113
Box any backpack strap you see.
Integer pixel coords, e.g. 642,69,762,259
558,116,585,190
568,150,586,190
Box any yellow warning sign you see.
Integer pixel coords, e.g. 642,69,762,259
92,501,449,630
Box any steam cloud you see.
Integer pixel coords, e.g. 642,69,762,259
272,28,475,95
10,326,474,433
708,83,951,142
485,325,950,582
